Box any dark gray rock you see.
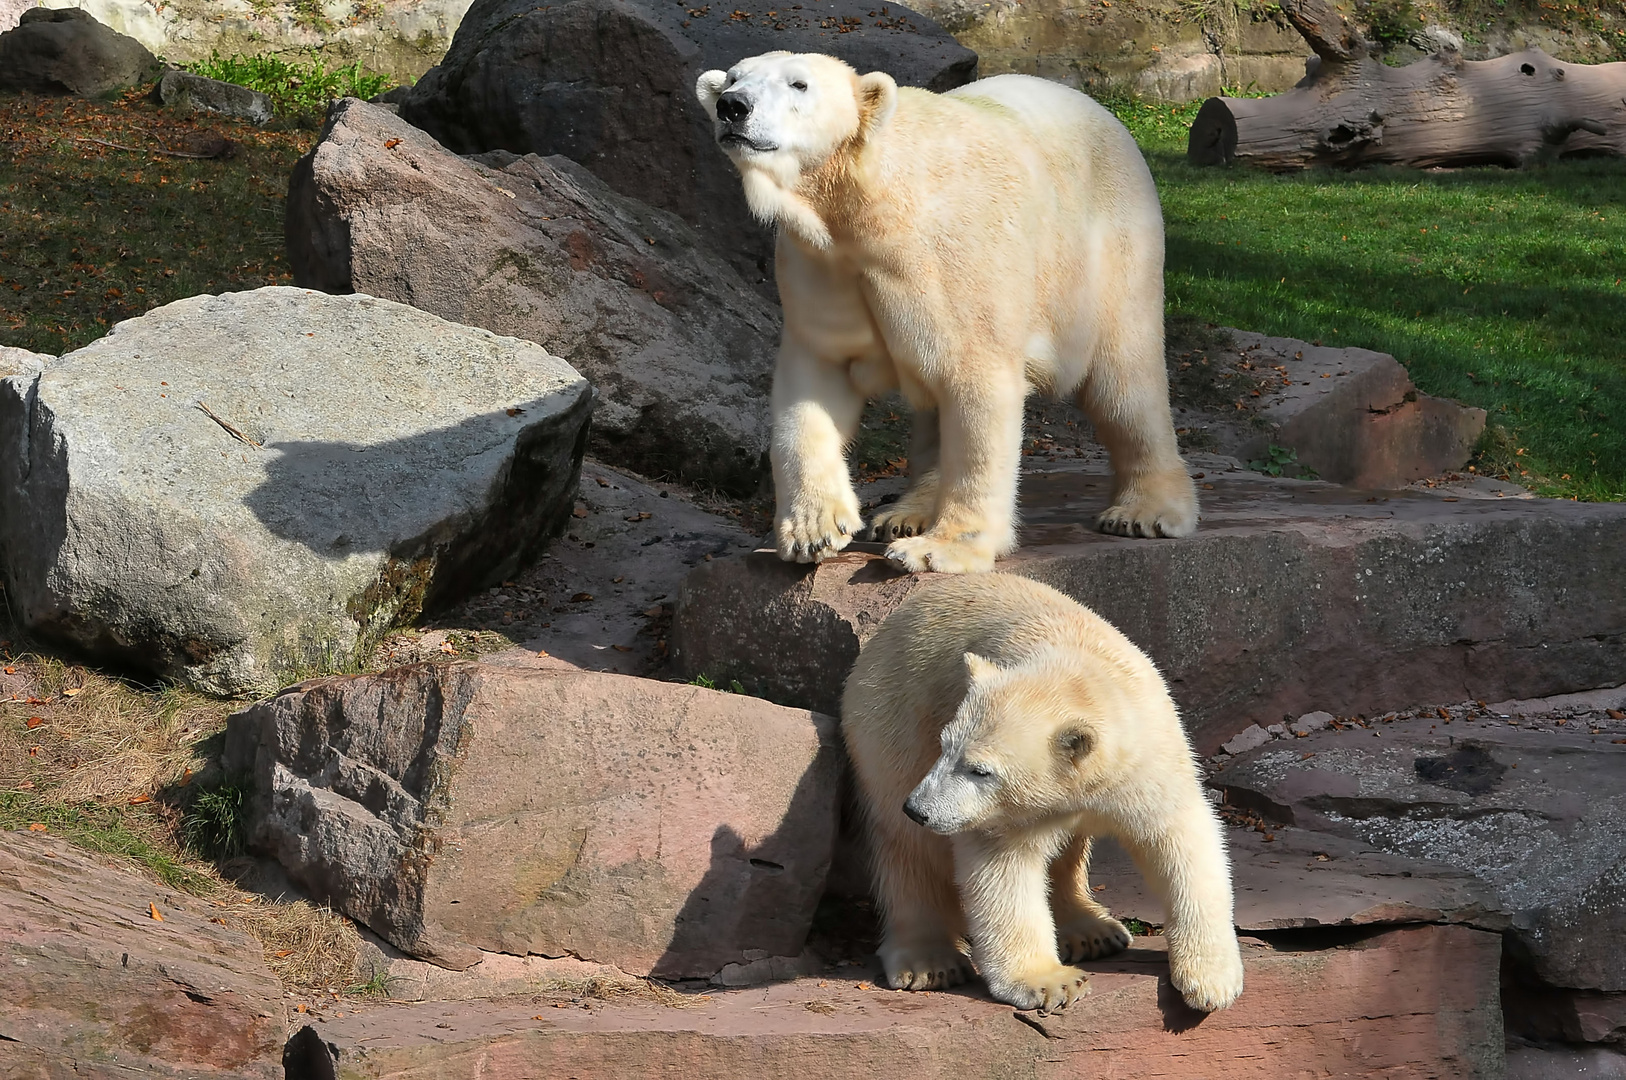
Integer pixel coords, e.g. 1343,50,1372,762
670,459,1626,754
398,0,977,286
287,99,777,495
0,287,592,695
156,68,273,123
1213,716,1626,992
223,660,842,977
0,7,159,97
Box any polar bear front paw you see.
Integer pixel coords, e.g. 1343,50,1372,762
776,490,864,563
1057,912,1133,962
989,963,1091,1013
880,944,975,991
1096,471,1199,539
1170,945,1245,1012
885,533,997,574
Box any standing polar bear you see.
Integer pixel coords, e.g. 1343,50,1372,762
696,53,1197,573
842,573,1244,1013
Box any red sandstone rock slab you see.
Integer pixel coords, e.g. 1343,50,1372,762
0,831,285,1078
299,925,1505,1078
1229,329,1486,489
224,661,842,977
1087,825,1508,933
672,464,1626,752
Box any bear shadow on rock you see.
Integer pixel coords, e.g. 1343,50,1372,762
653,737,842,978
240,397,591,616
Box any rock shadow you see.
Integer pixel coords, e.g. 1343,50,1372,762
240,395,590,613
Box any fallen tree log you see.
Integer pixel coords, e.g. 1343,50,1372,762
1187,0,1626,169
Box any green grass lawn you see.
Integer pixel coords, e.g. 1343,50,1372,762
1109,99,1626,501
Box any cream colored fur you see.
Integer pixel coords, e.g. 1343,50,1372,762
841,574,1244,1013
696,54,1198,573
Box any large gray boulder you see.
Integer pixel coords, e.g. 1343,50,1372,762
0,287,592,695
223,660,842,977
0,7,159,97
1213,716,1626,993
398,0,978,286
288,99,777,495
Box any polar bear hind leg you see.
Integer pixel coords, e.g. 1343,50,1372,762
1050,833,1134,962
885,367,1026,574
1078,312,1198,539
868,407,942,541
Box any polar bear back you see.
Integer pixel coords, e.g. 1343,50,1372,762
942,75,1162,236
842,574,1192,794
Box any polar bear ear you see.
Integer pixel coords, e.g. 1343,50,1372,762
856,71,898,135
1059,727,1095,763
963,652,1000,683
696,69,729,117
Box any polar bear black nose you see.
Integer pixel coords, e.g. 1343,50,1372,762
902,800,929,827
716,92,751,124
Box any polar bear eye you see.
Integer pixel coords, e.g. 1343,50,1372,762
791,79,808,91
965,762,994,779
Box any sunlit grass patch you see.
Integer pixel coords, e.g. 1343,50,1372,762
184,51,394,119
1101,95,1626,500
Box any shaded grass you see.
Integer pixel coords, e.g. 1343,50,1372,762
1105,97,1626,500
0,87,313,357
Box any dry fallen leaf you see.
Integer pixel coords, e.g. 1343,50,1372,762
275,949,294,958
571,505,589,518
62,688,81,697
1608,709,1625,721
149,903,164,921
612,644,633,653
28,822,47,832
25,716,43,729
643,606,664,617
128,795,151,804
440,641,458,655
535,649,549,658
3,666,12,674
571,593,594,603
384,138,401,149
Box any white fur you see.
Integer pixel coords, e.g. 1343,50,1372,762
696,55,1198,572
841,573,1245,1013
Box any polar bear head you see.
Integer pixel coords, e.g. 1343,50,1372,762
696,52,897,248
902,652,1133,835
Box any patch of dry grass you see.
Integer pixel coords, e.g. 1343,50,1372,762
0,651,229,802
0,648,362,993
539,974,692,1008
225,894,362,990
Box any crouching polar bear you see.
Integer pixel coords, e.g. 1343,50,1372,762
842,573,1244,1013
697,53,1197,573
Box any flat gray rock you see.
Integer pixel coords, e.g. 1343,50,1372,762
0,287,591,695
1213,716,1626,991
157,68,273,124
288,99,777,495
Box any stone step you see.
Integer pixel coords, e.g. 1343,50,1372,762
293,923,1505,1078
672,462,1626,752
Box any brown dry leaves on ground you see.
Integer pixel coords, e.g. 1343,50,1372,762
0,87,315,355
